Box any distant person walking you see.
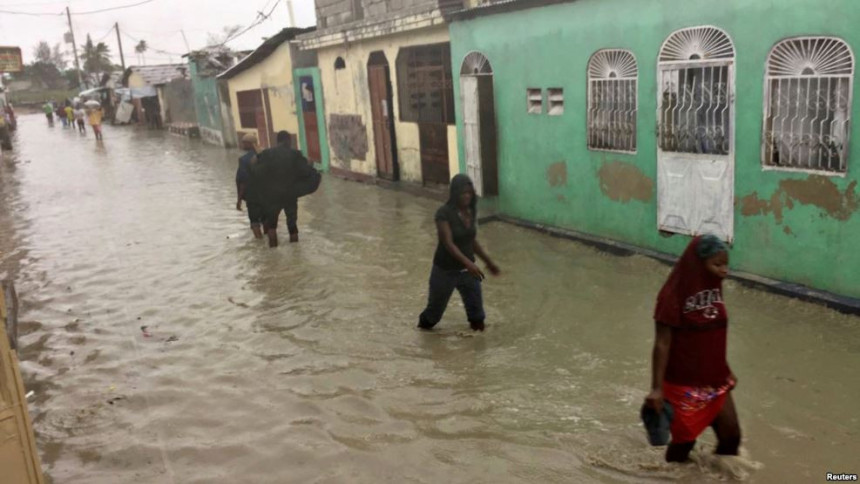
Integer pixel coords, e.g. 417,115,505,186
57,103,68,128
43,102,54,125
418,174,500,332
88,107,104,141
74,106,87,134
645,234,741,463
254,131,317,248
235,133,264,239
64,104,74,127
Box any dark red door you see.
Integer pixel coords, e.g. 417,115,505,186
419,123,450,186
299,76,322,163
369,65,396,180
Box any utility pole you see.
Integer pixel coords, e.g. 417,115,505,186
116,23,126,71
66,7,84,88
180,30,191,53
286,0,295,28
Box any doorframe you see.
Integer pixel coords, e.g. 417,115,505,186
656,26,737,242
458,50,496,197
294,67,331,172
367,51,399,181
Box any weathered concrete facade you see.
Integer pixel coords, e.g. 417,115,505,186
448,0,860,299
301,0,464,184
313,26,459,182
188,53,240,148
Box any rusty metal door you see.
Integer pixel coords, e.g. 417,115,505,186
369,65,396,180
299,76,322,163
419,123,450,186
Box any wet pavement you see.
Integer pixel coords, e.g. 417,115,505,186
1,115,859,483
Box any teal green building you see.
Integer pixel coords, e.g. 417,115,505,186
448,0,860,300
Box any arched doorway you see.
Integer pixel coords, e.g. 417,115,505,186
657,26,736,241
459,51,498,197
367,51,399,180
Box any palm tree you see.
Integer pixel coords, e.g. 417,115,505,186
135,40,148,66
80,34,112,85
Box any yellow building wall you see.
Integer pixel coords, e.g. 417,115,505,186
316,25,460,183
126,72,146,89
225,42,300,149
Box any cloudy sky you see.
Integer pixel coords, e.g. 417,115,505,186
0,0,316,67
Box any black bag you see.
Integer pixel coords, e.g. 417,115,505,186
294,166,322,198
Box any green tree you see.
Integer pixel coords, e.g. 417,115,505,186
32,41,67,70
80,34,112,84
135,40,148,65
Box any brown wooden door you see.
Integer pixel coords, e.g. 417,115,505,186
419,123,450,186
369,65,396,180
299,76,322,163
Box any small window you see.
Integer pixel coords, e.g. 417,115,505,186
527,88,542,114
334,57,346,70
588,49,638,152
548,88,564,116
763,37,854,174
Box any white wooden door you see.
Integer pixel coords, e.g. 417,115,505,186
461,76,483,197
657,62,735,242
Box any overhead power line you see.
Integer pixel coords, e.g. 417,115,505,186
0,0,157,17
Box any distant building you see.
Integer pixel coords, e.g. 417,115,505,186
122,64,190,129
218,27,315,150
186,49,244,147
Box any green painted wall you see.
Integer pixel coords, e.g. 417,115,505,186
450,0,860,299
294,67,331,172
188,59,223,134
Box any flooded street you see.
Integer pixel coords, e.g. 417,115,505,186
1,114,859,483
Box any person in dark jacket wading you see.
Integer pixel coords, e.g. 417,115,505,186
418,174,500,332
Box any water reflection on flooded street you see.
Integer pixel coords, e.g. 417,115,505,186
1,115,858,483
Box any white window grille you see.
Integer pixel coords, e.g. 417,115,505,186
461,51,493,76
527,88,542,114
548,88,564,116
658,27,734,155
588,49,638,152
763,37,854,174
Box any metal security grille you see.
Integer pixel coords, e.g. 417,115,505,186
763,37,854,173
587,50,638,152
658,66,731,155
658,27,734,155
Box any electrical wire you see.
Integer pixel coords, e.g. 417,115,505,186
0,0,158,17
212,0,280,49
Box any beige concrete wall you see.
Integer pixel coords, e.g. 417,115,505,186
317,25,460,183
225,42,300,148
126,72,146,89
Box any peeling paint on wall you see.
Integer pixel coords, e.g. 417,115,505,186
329,113,369,162
597,161,654,203
546,162,568,187
739,175,858,224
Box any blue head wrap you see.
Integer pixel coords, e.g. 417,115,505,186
696,234,728,259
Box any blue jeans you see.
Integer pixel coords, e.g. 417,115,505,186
419,265,485,330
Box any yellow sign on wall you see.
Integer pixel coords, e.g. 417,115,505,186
0,47,23,73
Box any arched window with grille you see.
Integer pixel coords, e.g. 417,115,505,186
763,37,854,173
587,49,638,152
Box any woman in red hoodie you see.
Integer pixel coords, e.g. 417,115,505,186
645,234,741,462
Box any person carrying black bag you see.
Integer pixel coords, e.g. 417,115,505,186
253,131,321,248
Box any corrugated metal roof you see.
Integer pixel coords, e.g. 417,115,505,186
445,0,573,21
124,64,188,86
218,27,315,80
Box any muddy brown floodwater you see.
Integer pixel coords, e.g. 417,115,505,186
1,115,859,483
